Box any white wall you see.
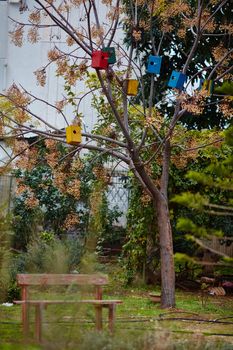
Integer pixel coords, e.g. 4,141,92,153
0,1,128,224
0,2,8,91
1,0,119,132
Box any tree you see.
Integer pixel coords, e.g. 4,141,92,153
123,128,233,283
173,126,233,243
0,0,232,307
123,0,232,129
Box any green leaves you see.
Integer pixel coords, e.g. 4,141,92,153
176,217,223,238
173,125,233,246
174,252,194,264
172,192,208,210
176,217,197,233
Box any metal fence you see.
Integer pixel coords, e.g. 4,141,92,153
106,170,129,228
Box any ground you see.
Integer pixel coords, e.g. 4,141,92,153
1,287,233,349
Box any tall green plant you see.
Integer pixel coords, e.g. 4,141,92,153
0,207,12,302
11,232,83,277
123,181,157,283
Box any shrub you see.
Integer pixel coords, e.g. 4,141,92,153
6,233,84,302
0,209,12,302
11,234,84,274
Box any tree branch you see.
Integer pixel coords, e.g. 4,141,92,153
208,48,233,80
82,132,127,148
183,2,203,74
107,0,121,47
201,0,229,33
34,0,92,55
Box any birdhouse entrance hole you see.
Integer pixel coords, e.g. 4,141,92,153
66,125,82,145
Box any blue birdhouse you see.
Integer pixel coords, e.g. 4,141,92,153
198,78,204,91
147,55,162,75
168,71,187,89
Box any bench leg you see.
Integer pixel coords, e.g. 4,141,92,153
35,304,44,343
95,305,103,331
22,303,29,339
108,304,116,333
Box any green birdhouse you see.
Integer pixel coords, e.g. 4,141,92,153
103,47,116,64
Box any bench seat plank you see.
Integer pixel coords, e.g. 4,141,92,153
14,300,122,305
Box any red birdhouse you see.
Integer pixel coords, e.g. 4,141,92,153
91,50,109,69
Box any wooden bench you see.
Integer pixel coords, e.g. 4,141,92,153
14,273,122,342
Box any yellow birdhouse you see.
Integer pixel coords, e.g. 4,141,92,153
126,79,139,96
202,79,214,96
66,125,82,145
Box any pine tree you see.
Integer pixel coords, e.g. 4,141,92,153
173,126,233,257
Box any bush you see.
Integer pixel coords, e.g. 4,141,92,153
11,233,83,274
0,209,12,302
5,234,84,301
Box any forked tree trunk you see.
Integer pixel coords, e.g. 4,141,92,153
155,195,175,308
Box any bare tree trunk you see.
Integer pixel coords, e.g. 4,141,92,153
155,195,175,308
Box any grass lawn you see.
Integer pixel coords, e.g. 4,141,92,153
1,286,233,349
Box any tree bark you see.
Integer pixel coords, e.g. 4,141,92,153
155,195,175,308
130,149,176,308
